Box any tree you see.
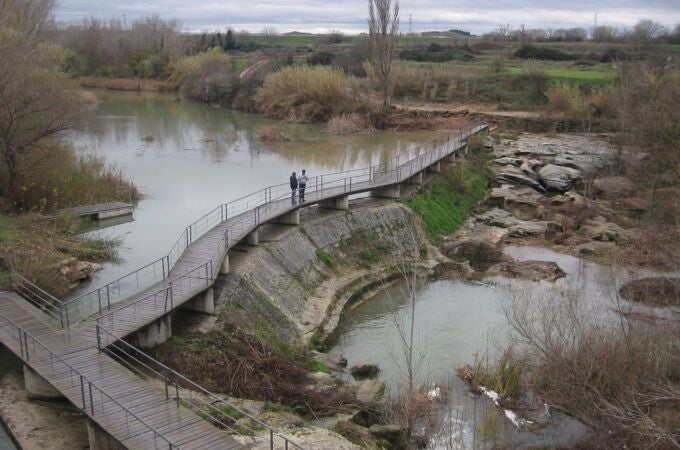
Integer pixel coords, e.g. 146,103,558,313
368,0,399,111
224,29,236,50
631,19,667,45
0,0,83,204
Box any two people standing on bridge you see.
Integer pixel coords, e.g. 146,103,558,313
290,169,308,204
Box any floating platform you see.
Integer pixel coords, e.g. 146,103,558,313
57,202,134,220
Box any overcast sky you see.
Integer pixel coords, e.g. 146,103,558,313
54,1,680,35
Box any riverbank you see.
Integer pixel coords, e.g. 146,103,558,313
78,76,178,92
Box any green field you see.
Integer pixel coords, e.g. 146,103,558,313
507,66,616,85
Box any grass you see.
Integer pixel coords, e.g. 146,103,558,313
403,158,491,243
315,249,335,268
359,248,378,263
307,360,331,374
507,66,616,86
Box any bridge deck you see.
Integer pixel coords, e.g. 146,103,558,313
0,292,242,449
0,120,487,449
88,122,487,341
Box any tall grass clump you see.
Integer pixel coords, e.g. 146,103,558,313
0,214,121,296
255,65,365,122
5,143,140,212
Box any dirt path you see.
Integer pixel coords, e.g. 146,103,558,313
395,102,542,120
239,59,269,80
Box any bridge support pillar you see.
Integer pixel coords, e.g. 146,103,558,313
220,253,230,275
319,196,349,211
404,172,423,185
23,365,63,400
87,418,127,450
463,143,469,155
134,315,171,349
444,152,457,164
246,229,259,246
427,161,441,173
371,184,401,199
276,209,300,226
182,288,215,315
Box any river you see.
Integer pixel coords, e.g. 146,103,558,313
331,246,667,448
67,91,440,297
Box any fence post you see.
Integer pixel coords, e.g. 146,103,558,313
80,375,86,409
270,429,274,450
96,325,101,351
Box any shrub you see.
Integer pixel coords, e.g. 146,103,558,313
258,126,288,142
174,50,239,104
255,65,364,122
307,51,334,66
514,44,576,61
400,43,474,63
327,113,373,135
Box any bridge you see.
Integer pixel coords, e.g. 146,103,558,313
0,119,488,449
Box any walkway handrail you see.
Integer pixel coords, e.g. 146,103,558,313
20,118,487,326
10,271,70,329
96,324,305,449
0,310,179,450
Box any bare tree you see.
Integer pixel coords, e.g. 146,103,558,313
368,0,399,111
0,0,83,203
631,19,668,46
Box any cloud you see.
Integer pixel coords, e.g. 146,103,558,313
55,0,680,34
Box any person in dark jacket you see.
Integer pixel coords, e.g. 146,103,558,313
290,171,298,204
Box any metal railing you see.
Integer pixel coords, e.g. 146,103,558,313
14,119,487,328
0,311,178,449
10,272,71,329
96,324,305,449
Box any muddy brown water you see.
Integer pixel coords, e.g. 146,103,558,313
66,91,440,299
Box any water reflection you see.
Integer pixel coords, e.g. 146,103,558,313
67,90,439,296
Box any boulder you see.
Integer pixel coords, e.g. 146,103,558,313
593,176,636,198
490,157,523,167
494,166,546,192
498,260,566,282
579,217,629,242
60,258,103,282
354,379,386,404
350,362,380,380
488,185,544,209
508,221,548,237
549,191,586,207
538,164,582,192
475,208,516,228
578,241,615,256
619,277,680,307
350,409,382,427
369,424,408,450
440,239,505,271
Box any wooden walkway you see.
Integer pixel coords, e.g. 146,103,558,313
0,293,243,449
0,120,487,449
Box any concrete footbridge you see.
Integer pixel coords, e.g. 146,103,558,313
0,119,488,449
